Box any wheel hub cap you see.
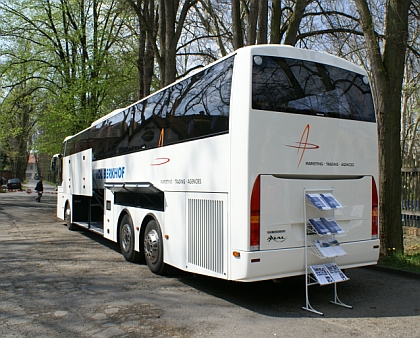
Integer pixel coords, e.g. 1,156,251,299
121,224,131,252
144,229,159,264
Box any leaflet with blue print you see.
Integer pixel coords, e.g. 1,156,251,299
306,193,331,210
306,193,343,210
320,217,345,234
308,218,331,235
320,193,343,209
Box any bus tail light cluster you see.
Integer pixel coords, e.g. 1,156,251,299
372,177,378,239
250,175,261,250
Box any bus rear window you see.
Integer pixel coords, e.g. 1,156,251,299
252,55,375,122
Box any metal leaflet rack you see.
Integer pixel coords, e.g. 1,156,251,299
302,188,352,316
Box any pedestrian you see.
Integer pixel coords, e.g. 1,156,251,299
35,179,43,202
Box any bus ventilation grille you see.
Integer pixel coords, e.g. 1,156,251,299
187,198,224,275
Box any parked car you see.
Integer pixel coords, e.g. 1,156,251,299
7,178,22,190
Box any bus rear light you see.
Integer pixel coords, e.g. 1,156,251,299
372,177,378,239
250,175,261,250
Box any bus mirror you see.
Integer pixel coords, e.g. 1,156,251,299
51,158,56,172
51,154,62,172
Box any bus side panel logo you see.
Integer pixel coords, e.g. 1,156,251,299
151,158,170,166
286,124,319,167
267,235,287,243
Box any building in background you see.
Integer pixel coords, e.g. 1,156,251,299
26,153,38,180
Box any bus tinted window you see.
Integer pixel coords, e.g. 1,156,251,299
130,56,233,150
252,56,375,122
65,55,234,159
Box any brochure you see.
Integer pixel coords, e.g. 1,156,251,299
309,265,335,285
320,217,345,234
324,263,349,282
305,193,331,210
320,193,343,209
308,218,331,235
313,239,347,257
313,239,336,257
310,264,349,285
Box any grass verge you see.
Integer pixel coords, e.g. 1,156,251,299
378,240,420,273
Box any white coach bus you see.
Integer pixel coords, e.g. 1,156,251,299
52,45,379,281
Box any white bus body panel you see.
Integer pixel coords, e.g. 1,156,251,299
57,149,92,220
163,192,187,269
259,175,374,251
103,188,115,241
95,135,230,278
229,239,379,282
57,185,65,219
92,134,230,194
227,46,378,281
64,149,93,196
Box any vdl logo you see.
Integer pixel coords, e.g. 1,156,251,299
286,124,319,167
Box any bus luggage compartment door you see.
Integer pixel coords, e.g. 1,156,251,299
65,149,93,196
259,175,373,251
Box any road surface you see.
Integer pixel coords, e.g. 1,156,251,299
0,189,419,337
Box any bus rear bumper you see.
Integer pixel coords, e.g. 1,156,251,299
229,239,380,282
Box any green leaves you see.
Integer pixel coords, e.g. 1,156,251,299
0,0,139,164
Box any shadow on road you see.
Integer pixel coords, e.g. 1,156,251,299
177,266,420,318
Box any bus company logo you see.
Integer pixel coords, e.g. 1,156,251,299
267,235,287,243
286,124,319,167
151,158,170,166
96,167,125,180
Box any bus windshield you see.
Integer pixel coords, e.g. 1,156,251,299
252,55,375,122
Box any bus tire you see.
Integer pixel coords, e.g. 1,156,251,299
144,219,166,275
65,203,77,231
119,214,141,262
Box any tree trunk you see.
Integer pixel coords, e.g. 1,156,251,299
137,26,146,100
126,0,156,99
246,0,259,45
284,0,311,46
231,0,243,49
269,0,281,44
354,0,411,256
162,0,197,86
257,0,268,44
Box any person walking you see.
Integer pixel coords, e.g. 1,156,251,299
35,179,43,202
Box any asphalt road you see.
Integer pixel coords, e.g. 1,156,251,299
1,187,420,337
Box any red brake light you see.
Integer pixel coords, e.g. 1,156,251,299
372,177,378,239
250,175,260,250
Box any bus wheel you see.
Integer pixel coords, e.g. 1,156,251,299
119,214,141,262
65,203,77,231
144,220,166,275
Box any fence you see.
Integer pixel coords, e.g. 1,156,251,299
402,158,420,228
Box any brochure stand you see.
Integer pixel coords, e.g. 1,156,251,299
302,189,352,316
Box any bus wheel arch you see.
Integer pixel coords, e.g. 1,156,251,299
118,211,141,263
65,200,77,231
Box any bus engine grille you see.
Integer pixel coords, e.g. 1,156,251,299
187,198,224,275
